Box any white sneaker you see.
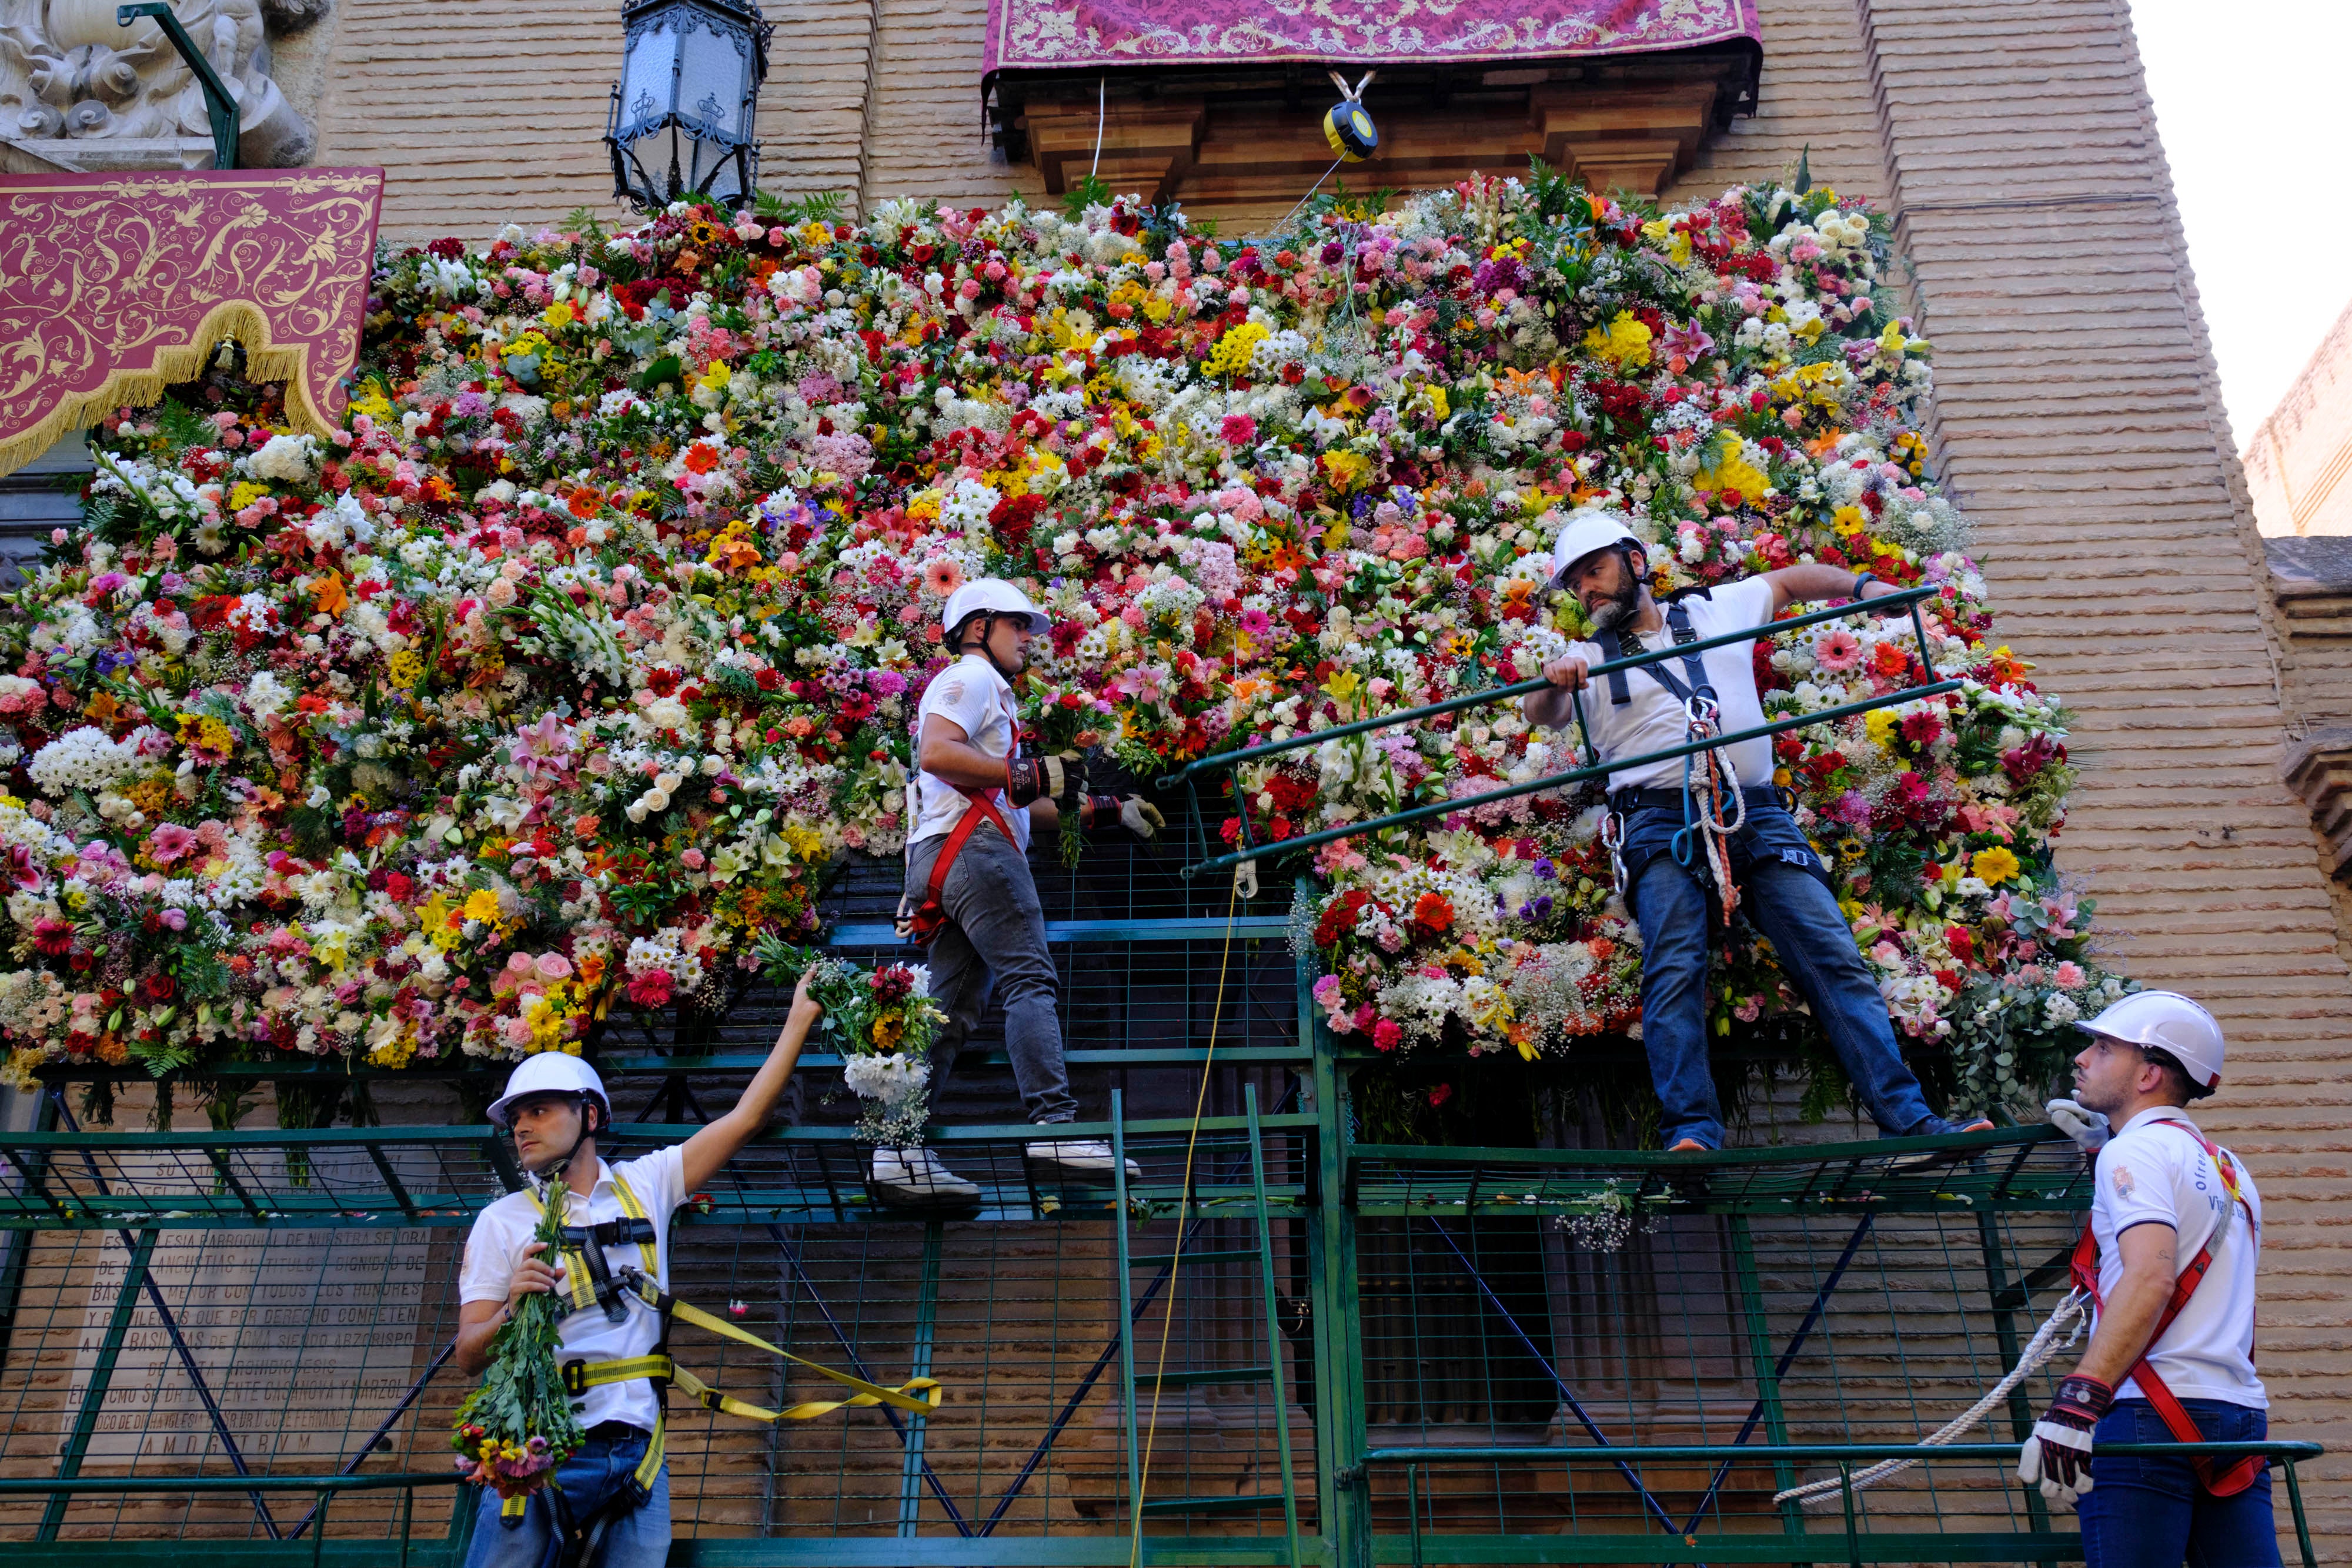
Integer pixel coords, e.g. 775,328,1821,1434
1024,1136,1142,1181
867,1146,981,1205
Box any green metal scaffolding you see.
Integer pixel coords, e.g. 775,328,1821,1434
0,876,2322,1564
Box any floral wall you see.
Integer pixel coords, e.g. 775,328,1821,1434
0,172,2120,1125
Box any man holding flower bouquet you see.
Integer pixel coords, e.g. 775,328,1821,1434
881,578,1161,1205
451,971,821,1567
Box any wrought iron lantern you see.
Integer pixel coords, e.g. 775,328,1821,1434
605,0,773,212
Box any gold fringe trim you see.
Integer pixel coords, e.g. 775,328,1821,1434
0,299,332,479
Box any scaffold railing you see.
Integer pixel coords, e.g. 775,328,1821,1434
0,869,2327,1566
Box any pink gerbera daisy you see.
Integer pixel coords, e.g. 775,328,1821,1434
923,557,964,598
1816,629,1863,673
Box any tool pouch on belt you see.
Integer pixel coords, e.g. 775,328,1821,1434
896,790,1016,943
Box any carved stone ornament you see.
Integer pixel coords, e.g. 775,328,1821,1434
0,0,323,172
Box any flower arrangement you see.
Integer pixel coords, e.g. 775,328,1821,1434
449,1177,586,1497
0,168,2119,1124
764,939,943,1145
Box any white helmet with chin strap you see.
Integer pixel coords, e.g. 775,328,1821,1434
943,578,1051,681
2076,989,2224,1098
486,1051,612,1130
1546,507,1646,589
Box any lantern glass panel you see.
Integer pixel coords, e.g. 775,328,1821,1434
616,12,679,142
677,15,748,141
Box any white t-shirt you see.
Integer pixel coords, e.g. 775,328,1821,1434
2090,1108,2266,1408
458,1145,686,1434
909,653,1030,852
1561,577,1777,795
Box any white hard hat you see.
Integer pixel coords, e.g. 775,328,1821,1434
1547,507,1646,588
486,1052,611,1128
942,577,1050,636
2077,990,2224,1096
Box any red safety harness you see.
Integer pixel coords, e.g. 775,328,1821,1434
898,788,1015,945
2067,1118,2263,1496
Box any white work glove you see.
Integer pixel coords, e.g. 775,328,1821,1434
1120,797,1165,839
2045,1097,2110,1153
1233,859,1259,901
2016,1373,2111,1506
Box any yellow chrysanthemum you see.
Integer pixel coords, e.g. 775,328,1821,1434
1581,311,1653,370
1204,321,1270,377
462,888,502,924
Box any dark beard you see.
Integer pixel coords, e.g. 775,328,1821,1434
1587,571,1642,632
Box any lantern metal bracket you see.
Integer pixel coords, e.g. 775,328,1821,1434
117,3,238,171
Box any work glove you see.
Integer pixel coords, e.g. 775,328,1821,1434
1005,754,1085,809
1085,794,1164,838
1233,859,1259,901
2017,1373,2111,1506
2045,1098,2111,1154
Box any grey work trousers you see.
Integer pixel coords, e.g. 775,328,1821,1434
904,820,1077,1125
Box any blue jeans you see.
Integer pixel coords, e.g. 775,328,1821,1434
461,1431,671,1568
1622,804,1943,1149
2080,1398,2280,1568
906,820,1077,1124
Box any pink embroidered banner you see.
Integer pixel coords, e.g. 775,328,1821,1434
986,0,1756,77
0,168,383,478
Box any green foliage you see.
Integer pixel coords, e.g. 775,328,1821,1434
1060,174,1113,219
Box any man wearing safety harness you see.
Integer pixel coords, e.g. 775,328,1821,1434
880,577,1162,1204
1524,507,1989,1153
453,970,822,1567
2023,991,2276,1566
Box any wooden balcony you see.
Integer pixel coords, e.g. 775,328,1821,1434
991,44,1758,228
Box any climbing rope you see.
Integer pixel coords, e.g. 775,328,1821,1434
1129,867,1244,1566
1772,1288,2092,1507
1675,691,1746,931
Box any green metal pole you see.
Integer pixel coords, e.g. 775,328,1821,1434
1975,1211,2054,1549
896,1219,944,1538
1301,877,1369,1568
115,3,238,169
1726,1215,1809,1555
1245,1082,1304,1568
40,1228,159,1539
2285,1460,2317,1568
1110,1090,1144,1535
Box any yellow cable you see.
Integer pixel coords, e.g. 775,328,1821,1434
1130,871,1240,1568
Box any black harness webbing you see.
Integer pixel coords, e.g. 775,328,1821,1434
1596,596,1714,709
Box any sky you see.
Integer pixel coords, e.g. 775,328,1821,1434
2128,0,2352,447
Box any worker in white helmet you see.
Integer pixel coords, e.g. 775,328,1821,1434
2022,991,2276,1566
1522,506,1989,1153
882,577,1162,1205
452,971,821,1568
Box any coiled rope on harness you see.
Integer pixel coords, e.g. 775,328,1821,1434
1773,1288,2092,1506
1595,597,1744,928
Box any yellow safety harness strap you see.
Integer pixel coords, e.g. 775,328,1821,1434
646,1289,943,1417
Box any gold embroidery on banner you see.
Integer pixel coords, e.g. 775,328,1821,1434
0,168,383,477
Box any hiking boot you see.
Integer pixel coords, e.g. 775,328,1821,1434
867,1146,981,1206
1024,1137,1142,1181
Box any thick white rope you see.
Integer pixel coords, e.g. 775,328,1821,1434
1773,1288,2091,1507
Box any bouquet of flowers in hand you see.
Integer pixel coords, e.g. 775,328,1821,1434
1024,678,1118,868
450,1175,585,1499
759,941,946,1146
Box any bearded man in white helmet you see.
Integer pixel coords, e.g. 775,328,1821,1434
1522,507,1988,1154
2021,990,2276,1566
452,972,820,1568
878,577,1163,1205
